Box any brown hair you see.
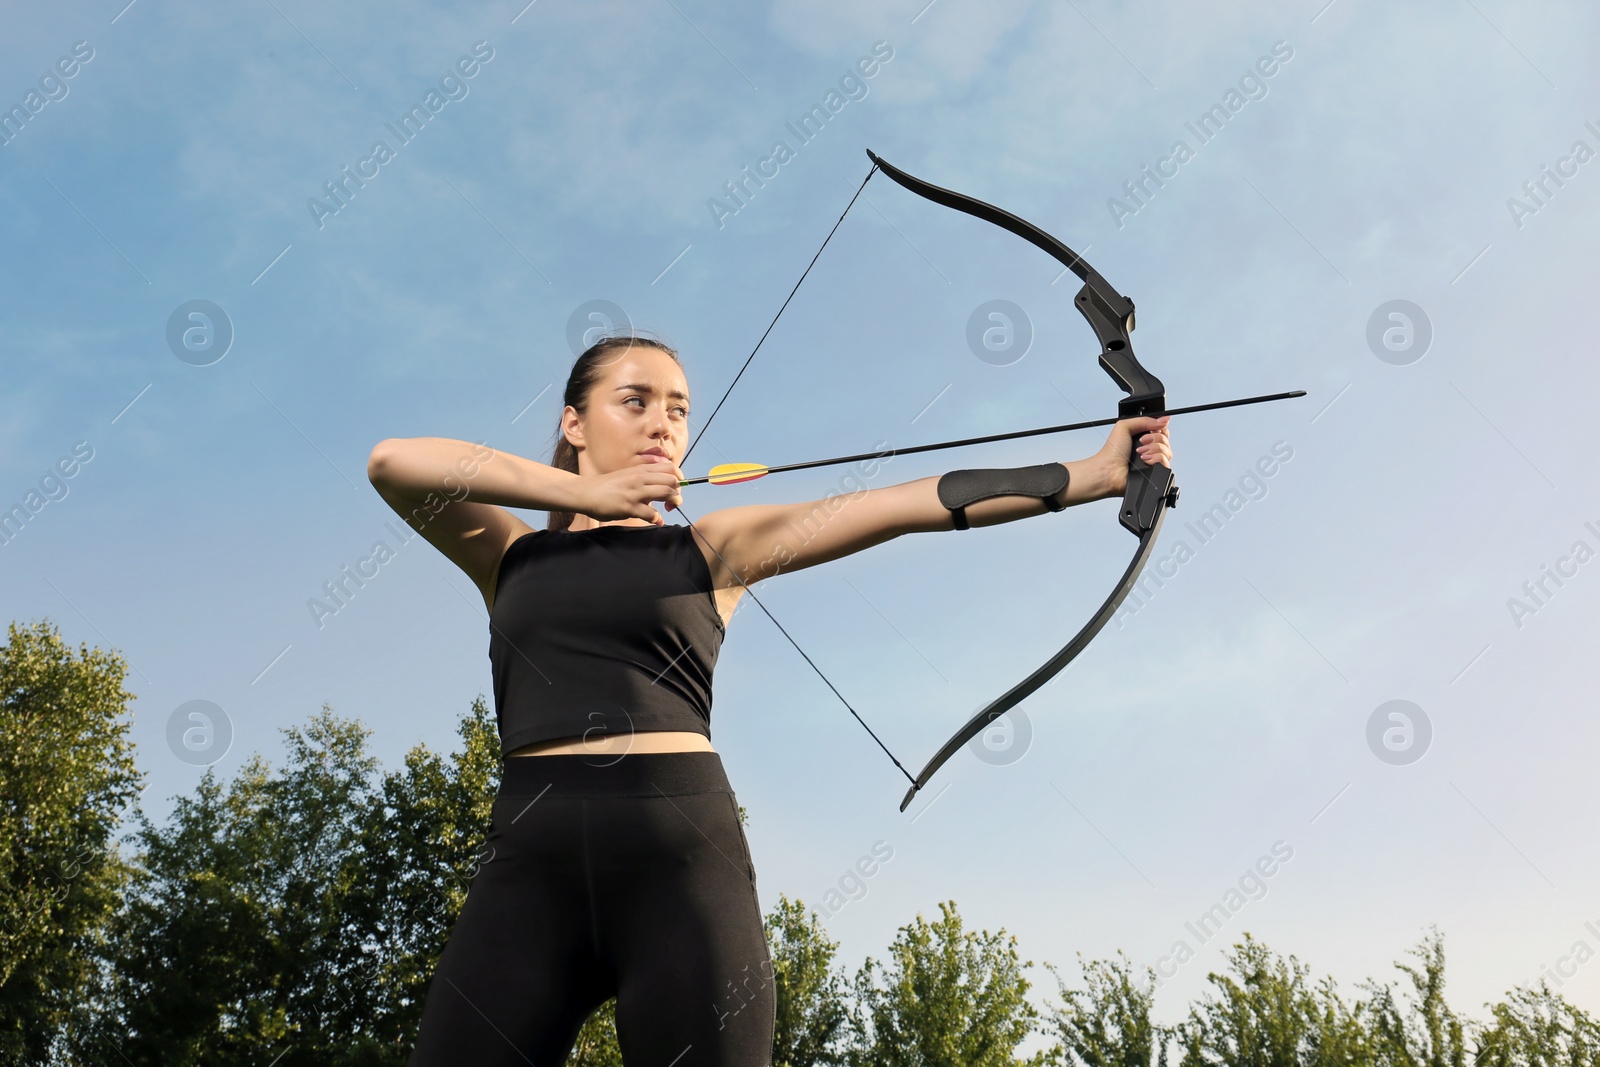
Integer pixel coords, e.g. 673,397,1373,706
546,334,681,532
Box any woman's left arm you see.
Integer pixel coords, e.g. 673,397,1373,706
691,416,1171,587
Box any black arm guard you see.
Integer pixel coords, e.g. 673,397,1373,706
937,462,1070,530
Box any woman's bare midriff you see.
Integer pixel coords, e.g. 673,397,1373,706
507,730,714,757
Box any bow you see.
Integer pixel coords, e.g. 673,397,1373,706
679,150,1255,812
865,152,1178,810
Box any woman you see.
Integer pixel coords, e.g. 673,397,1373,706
370,334,1172,1065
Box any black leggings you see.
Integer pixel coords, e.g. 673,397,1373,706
408,751,775,1066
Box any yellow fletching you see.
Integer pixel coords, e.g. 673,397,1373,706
706,463,769,485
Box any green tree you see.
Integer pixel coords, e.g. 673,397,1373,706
1473,981,1600,1067
1174,933,1372,1067
45,659,1600,1067
1362,928,1464,1067
341,694,502,1049
1044,951,1161,1067
766,893,850,1067
1301,973,1375,1067
570,997,624,1067
60,698,501,1066
846,899,1058,1067
0,619,142,1066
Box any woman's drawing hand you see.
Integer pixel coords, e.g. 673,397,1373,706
582,455,684,524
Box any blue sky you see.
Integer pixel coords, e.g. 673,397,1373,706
3,0,1597,1031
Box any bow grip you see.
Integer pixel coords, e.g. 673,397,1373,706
1120,443,1178,536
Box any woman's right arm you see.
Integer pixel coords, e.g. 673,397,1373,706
365,438,684,610
366,437,566,610
367,436,585,513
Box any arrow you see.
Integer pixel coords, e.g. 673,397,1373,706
679,389,1306,487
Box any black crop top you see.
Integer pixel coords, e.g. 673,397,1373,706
488,523,726,756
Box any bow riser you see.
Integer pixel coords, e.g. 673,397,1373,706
1075,288,1162,416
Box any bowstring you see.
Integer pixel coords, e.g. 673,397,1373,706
674,506,915,786
682,161,879,466
674,159,916,787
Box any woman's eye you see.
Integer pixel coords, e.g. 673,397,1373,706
625,396,644,407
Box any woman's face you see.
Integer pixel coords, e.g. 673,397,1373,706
564,345,691,474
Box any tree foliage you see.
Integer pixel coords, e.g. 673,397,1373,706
569,997,625,1067
1474,981,1600,1067
1159,927,1600,1067
0,619,142,1065
1173,934,1372,1067
1362,928,1466,1067
767,892,851,1067
58,696,501,1066
847,899,1057,1067
1045,951,1160,1067
4,642,1598,1067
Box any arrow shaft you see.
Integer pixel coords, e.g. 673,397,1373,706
680,389,1305,486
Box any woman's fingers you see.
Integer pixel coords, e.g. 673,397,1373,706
1105,415,1172,474
1135,416,1173,468
663,460,686,512
586,465,679,522
631,456,683,516
638,465,683,505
